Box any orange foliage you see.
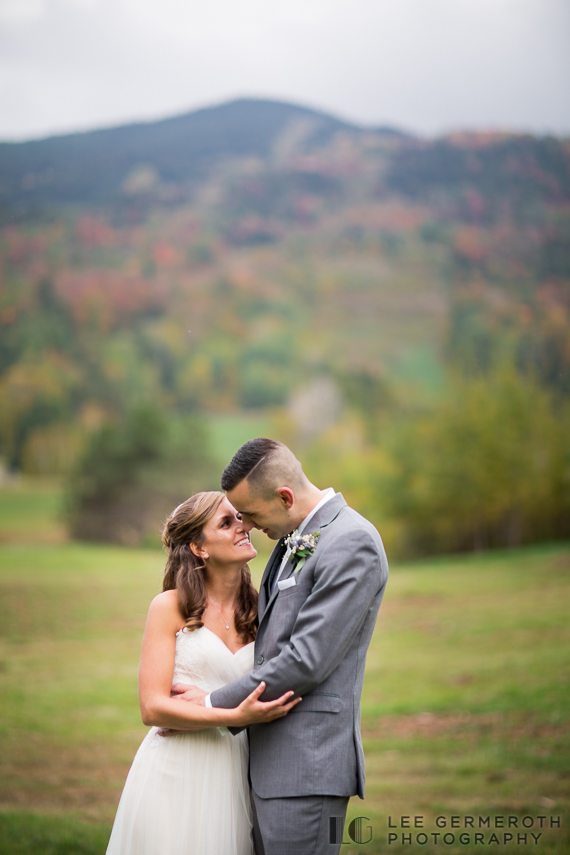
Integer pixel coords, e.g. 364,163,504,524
347,203,427,233
57,270,168,330
74,216,117,248
453,226,489,263
3,227,49,265
445,131,514,149
152,242,179,268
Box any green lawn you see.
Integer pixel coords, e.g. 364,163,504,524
0,480,568,853
0,477,67,544
348,545,569,854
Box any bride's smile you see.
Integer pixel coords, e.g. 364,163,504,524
195,497,258,569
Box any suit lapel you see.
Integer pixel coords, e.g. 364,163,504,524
258,538,286,616
259,493,347,619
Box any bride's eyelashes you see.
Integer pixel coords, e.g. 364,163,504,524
218,514,242,529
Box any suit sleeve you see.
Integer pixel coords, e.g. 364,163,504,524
210,527,388,709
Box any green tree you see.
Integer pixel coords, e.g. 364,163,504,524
66,404,218,545
380,370,570,555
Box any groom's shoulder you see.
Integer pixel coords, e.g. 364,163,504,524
321,503,388,583
328,498,384,549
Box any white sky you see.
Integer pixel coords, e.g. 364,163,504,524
0,0,568,141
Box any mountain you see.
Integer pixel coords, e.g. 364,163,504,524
1,99,569,552
0,98,405,220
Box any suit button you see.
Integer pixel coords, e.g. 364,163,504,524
257,655,265,665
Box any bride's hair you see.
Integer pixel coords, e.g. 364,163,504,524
161,491,258,643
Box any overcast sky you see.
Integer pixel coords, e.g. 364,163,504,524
0,0,568,141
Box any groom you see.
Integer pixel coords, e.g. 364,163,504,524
186,438,387,854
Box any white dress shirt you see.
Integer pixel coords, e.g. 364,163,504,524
272,487,335,590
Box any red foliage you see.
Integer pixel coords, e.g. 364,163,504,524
151,242,179,268
74,216,117,249
347,203,427,234
453,227,489,264
57,269,168,330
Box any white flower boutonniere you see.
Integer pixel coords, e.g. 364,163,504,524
285,530,321,573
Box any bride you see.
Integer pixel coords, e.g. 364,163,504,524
105,491,299,855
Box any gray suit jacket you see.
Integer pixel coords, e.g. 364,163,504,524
210,493,388,799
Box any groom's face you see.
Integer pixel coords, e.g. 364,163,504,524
226,479,293,540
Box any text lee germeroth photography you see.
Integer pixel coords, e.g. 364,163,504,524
386,814,562,848
330,814,564,848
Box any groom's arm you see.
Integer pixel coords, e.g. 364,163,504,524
210,527,388,710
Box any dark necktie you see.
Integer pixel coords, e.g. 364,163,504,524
267,537,287,595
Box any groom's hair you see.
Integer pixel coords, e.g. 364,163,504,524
221,437,306,498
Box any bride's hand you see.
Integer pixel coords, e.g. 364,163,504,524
171,683,207,704
234,682,301,725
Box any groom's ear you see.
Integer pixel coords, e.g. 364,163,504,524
189,542,208,559
276,487,294,510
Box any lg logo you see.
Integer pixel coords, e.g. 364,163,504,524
329,816,373,845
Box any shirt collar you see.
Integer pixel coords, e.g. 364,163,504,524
298,487,335,535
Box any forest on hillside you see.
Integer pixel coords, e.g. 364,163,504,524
1,101,569,556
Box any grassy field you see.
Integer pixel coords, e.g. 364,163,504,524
0,479,568,854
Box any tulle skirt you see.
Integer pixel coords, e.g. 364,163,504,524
106,725,254,855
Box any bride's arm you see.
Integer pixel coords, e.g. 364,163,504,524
138,592,299,731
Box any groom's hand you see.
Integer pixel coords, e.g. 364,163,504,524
171,682,207,705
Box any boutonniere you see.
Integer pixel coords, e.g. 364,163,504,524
285,530,321,573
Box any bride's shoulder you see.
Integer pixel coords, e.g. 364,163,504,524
146,589,184,629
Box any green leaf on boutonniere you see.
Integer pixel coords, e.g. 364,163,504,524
284,530,321,573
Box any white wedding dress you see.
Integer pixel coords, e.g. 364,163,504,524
106,626,255,855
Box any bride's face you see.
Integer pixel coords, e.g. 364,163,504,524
195,497,257,568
